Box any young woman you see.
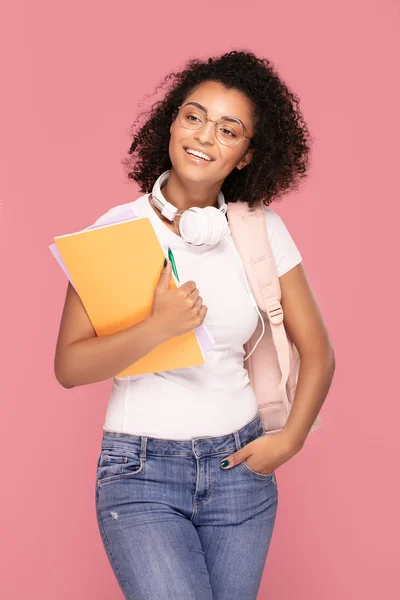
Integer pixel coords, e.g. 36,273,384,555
54,50,335,600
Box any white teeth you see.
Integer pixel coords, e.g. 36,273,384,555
185,148,212,161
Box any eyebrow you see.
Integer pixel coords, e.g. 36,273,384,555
185,101,247,129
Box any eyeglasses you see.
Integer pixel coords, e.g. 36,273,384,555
177,102,253,147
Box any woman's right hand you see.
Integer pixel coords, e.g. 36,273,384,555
149,259,208,339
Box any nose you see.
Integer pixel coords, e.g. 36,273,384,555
194,119,216,146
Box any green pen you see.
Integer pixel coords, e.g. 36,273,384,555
167,246,180,282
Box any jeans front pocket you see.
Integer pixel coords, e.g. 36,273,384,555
97,447,145,487
240,429,277,483
241,459,275,480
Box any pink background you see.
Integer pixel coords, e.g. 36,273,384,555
1,1,399,598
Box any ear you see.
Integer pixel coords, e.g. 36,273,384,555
236,147,253,170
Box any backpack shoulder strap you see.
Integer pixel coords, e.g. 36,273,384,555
227,201,281,318
227,200,292,411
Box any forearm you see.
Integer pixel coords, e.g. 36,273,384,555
56,316,170,388
280,347,336,451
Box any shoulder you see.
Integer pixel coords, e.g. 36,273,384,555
86,197,143,229
262,206,303,278
263,205,291,236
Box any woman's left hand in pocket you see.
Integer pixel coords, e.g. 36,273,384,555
219,430,302,474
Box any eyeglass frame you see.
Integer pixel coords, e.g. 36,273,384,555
176,102,254,147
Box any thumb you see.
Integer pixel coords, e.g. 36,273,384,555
157,258,172,291
220,448,248,469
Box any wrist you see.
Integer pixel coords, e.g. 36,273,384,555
278,428,305,455
145,314,172,345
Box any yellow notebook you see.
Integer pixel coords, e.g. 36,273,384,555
53,217,206,376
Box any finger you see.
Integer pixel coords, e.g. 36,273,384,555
199,305,207,318
182,280,196,293
220,449,247,469
157,259,172,291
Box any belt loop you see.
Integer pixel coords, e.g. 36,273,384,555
233,430,241,451
140,436,147,461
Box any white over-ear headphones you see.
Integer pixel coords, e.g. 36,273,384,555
151,170,230,247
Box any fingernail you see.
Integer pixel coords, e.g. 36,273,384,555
220,460,229,468
164,258,167,267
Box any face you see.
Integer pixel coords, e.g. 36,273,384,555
169,81,255,186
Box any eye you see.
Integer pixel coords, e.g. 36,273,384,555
187,114,202,123
221,128,236,137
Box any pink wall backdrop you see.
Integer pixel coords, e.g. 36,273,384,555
1,0,399,598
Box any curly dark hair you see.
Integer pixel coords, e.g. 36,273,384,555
121,50,313,209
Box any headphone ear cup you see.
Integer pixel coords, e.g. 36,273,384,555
179,206,228,246
178,207,207,245
202,206,229,245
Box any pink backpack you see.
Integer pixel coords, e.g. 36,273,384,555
227,200,322,437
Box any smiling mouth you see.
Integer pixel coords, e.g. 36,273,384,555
183,147,214,162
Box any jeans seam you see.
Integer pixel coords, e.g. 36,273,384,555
146,450,236,458
96,507,131,598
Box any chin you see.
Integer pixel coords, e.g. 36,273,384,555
172,160,210,181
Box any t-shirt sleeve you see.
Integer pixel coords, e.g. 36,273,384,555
85,208,111,229
264,207,303,277
85,203,136,229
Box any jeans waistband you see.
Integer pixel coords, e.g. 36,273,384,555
101,411,264,458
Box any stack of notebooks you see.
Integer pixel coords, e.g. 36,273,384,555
49,204,214,379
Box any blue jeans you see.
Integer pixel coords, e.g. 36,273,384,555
95,411,278,600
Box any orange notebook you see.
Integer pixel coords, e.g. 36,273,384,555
52,217,207,376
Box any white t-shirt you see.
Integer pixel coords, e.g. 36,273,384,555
92,193,302,440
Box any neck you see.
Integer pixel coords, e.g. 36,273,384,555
160,168,221,211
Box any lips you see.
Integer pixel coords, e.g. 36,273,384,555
183,146,214,162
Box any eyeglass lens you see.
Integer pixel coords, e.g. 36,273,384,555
179,104,245,145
